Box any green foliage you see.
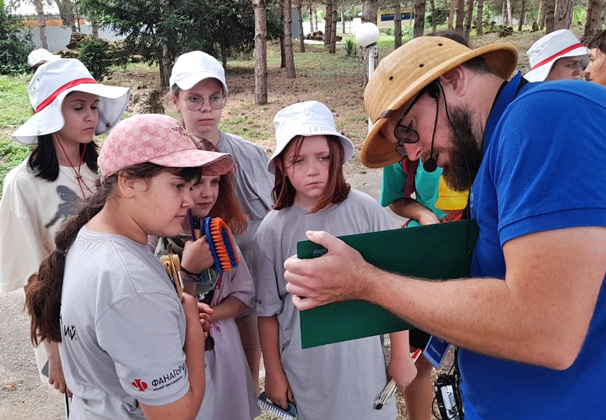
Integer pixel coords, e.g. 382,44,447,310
385,27,394,36
426,8,449,25
78,38,112,80
0,139,30,198
343,38,358,57
572,7,586,27
0,75,31,130
0,7,34,75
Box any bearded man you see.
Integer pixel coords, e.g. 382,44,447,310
283,37,606,419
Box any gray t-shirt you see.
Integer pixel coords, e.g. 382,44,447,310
217,132,273,266
59,228,194,419
252,189,399,420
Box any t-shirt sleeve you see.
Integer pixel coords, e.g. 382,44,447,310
252,228,284,317
96,293,190,406
225,246,255,308
491,89,606,245
380,163,407,207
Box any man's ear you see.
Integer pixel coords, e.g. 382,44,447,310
440,66,468,98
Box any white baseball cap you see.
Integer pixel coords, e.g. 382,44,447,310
169,51,228,93
27,48,60,67
525,29,589,82
268,101,355,173
12,58,130,145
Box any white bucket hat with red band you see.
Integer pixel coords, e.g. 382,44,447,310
525,29,589,82
12,58,131,145
268,101,354,174
27,48,60,68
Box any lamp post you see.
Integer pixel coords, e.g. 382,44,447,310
355,22,380,132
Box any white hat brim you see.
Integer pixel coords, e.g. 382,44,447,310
267,131,355,173
12,83,130,145
525,46,589,82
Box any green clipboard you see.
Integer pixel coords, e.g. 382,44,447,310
297,219,479,348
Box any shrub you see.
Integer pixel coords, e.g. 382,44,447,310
0,7,34,75
343,38,357,57
78,38,112,80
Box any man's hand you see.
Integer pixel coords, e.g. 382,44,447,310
284,230,372,310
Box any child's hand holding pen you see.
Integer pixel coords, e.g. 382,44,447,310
375,349,423,410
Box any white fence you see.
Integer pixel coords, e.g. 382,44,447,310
22,25,125,52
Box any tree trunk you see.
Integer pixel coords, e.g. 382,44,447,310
584,0,604,39
518,0,526,30
506,0,512,26
284,0,296,78
395,1,403,47
324,0,332,47
544,0,555,32
55,0,77,33
455,0,465,33
448,0,456,29
430,0,437,32
476,0,484,34
361,0,378,86
414,0,426,37
34,0,48,49
554,0,573,30
464,0,474,38
253,0,268,105
536,0,543,29
91,17,99,38
297,0,305,52
330,4,337,53
310,3,315,32
341,6,346,34
501,0,506,25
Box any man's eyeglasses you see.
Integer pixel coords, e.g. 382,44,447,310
184,94,228,111
393,90,425,157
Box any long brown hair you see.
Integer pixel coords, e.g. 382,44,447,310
272,135,350,213
194,138,248,234
24,163,202,345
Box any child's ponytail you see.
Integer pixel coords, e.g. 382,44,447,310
25,177,114,345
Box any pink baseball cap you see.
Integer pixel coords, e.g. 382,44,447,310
98,114,234,178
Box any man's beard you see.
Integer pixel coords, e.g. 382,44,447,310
441,107,483,192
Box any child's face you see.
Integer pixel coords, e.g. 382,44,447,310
58,91,99,144
174,79,224,141
284,135,331,210
190,175,220,218
133,171,197,237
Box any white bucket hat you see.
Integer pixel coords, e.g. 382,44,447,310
268,101,355,173
12,58,130,145
27,48,60,68
169,51,228,93
525,29,589,82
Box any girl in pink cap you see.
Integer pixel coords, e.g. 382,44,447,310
0,58,129,397
155,138,261,420
26,114,234,419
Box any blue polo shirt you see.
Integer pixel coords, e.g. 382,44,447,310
461,73,606,418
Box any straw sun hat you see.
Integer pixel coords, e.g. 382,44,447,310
361,36,518,168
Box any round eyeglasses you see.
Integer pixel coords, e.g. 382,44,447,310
184,94,228,111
